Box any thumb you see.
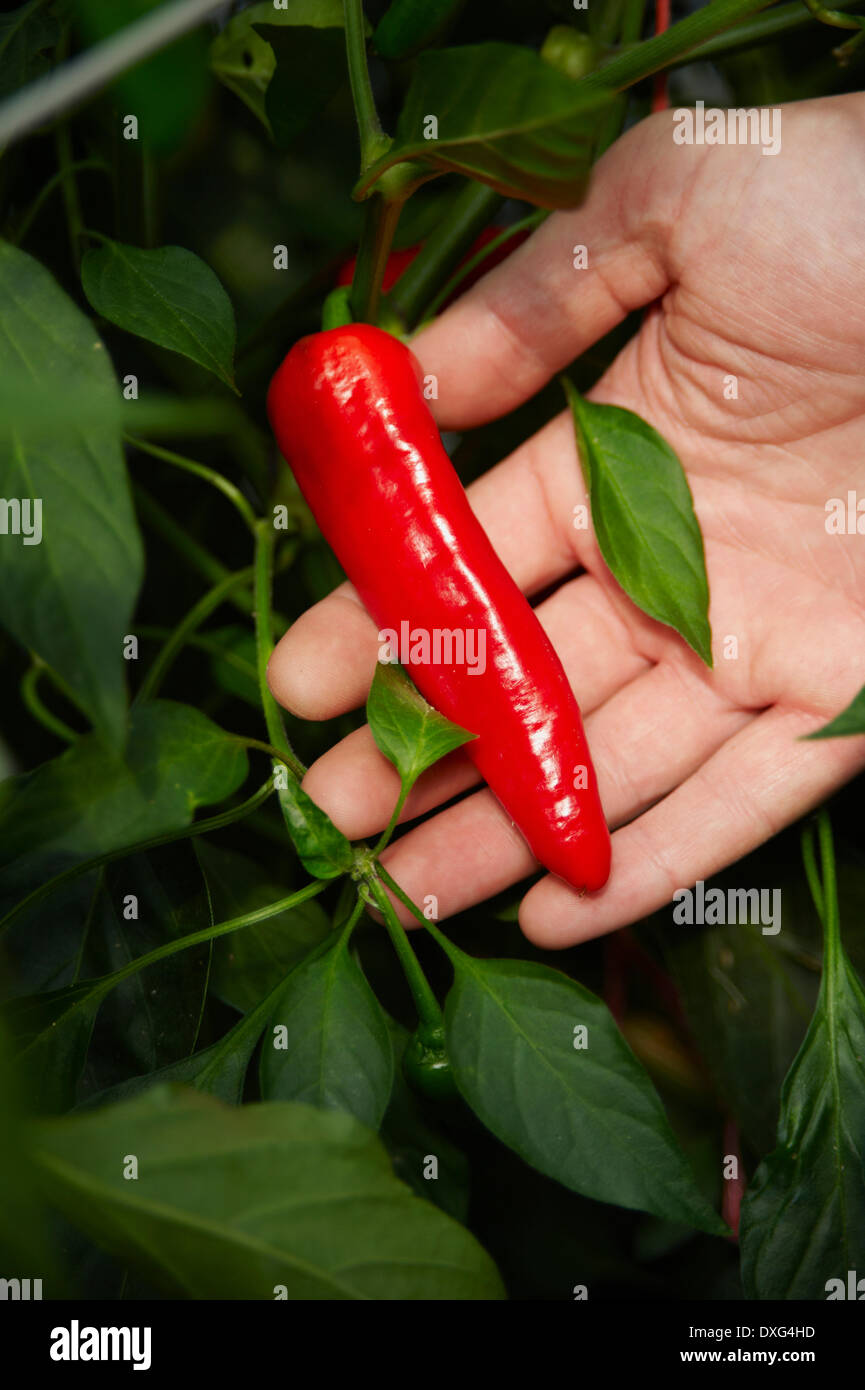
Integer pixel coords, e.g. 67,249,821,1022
412,110,693,431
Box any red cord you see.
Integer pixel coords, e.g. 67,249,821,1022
651,0,672,113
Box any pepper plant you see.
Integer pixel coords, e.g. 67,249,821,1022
0,0,863,1303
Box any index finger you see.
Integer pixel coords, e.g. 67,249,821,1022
413,111,686,431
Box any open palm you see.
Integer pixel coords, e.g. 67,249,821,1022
268,93,865,948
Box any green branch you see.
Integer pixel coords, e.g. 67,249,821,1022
582,0,781,91
135,565,255,703
388,181,504,331
125,436,258,535
20,662,78,744
366,873,443,1030
73,877,331,1014
343,0,387,171
253,519,305,787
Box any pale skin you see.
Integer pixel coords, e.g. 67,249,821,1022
268,94,865,948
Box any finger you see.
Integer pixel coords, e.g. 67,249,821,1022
267,407,620,720
267,584,372,720
518,704,865,949
378,788,535,925
413,111,692,430
583,657,754,824
302,572,648,837
372,657,753,925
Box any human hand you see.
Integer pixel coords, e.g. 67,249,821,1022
267,94,865,947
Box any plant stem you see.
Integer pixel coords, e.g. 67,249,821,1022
621,0,650,42
253,519,305,784
581,0,780,92
652,0,673,112
132,484,255,613
136,565,255,703
366,873,443,1029
801,821,826,925
343,0,387,171
125,435,258,534
20,663,78,743
801,0,865,29
322,285,353,330
233,735,304,765
815,810,841,974
595,0,628,43
0,777,276,938
348,191,405,324
138,625,257,680
0,0,229,149
388,181,504,331
54,112,84,274
372,784,410,855
375,861,428,927
421,211,546,321
86,877,330,1004
12,157,108,245
374,862,461,968
667,0,862,63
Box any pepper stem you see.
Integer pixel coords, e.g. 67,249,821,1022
342,0,388,171
348,191,405,324
365,872,444,1031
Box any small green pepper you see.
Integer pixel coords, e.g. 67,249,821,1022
540,27,602,81
403,1023,459,1100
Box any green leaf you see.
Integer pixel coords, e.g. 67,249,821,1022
212,1,355,141
444,955,727,1234
648,914,817,1158
373,0,466,61
32,1087,505,1298
73,0,210,154
0,1017,59,1278
0,701,249,919
82,1030,255,1108
565,384,713,666
210,2,277,132
740,935,865,1298
82,973,289,1110
81,241,237,391
0,0,60,99
356,44,614,208
80,846,213,1094
0,241,143,746
639,837,826,1157
206,625,259,707
4,845,215,1114
279,778,353,880
196,842,330,1012
805,684,865,739
255,1,353,149
4,981,107,1116
260,935,394,1130
367,661,475,791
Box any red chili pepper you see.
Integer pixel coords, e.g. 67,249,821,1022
267,325,611,894
336,227,529,304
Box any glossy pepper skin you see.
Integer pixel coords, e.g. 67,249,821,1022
403,1024,458,1101
267,325,611,893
